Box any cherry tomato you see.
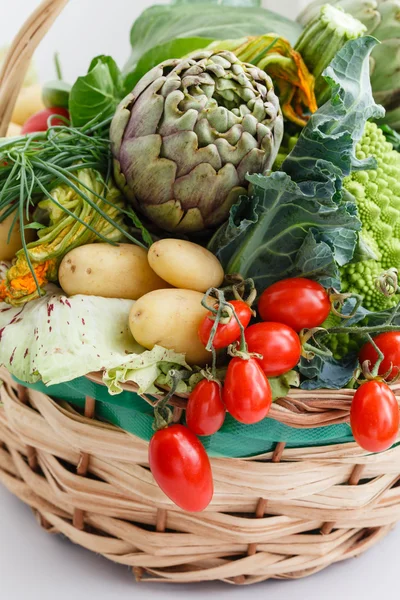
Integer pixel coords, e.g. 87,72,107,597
245,322,301,377
258,278,331,332
350,380,399,452
149,424,213,512
223,357,272,424
186,379,225,436
198,300,252,349
359,332,400,381
21,107,70,134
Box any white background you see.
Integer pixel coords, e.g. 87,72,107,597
1,1,399,599
3,0,311,83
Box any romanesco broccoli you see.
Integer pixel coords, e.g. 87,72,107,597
340,122,400,311
321,312,362,360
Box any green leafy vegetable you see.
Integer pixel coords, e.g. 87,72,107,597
299,353,358,390
69,56,124,127
299,290,400,389
104,346,190,395
210,171,360,290
209,36,384,292
293,230,342,289
0,287,188,389
269,370,300,400
124,4,301,77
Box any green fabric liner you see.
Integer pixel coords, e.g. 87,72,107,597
13,376,355,458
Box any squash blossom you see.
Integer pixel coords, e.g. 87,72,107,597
205,35,318,127
0,169,126,305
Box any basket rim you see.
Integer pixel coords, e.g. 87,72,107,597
85,371,400,430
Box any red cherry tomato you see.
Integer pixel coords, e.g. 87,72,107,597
350,380,399,452
223,357,272,424
258,278,331,332
359,332,400,381
21,107,70,134
186,379,225,436
149,424,213,512
245,322,301,377
198,300,252,349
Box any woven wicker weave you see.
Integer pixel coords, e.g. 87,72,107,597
1,0,400,586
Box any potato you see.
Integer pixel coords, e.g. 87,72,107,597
129,288,212,365
0,209,35,261
6,122,21,138
58,243,168,300
148,239,224,292
12,84,45,126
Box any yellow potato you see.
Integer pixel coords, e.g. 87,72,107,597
148,239,224,292
129,288,212,365
6,122,21,138
0,209,35,261
12,84,45,126
58,243,168,300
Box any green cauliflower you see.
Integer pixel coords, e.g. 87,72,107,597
340,122,400,311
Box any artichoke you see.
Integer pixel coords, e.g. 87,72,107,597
111,50,283,233
298,1,400,129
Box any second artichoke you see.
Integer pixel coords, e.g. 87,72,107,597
111,51,283,233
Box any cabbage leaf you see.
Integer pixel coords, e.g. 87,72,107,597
124,4,301,77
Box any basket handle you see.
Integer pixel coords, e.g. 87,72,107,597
0,0,69,137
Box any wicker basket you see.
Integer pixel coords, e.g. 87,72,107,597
1,0,400,586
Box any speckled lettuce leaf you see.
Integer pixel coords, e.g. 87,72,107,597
0,287,187,389
0,286,138,384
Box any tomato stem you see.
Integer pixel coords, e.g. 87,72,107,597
201,287,248,353
211,348,217,379
219,276,257,307
365,334,385,378
329,291,363,319
323,324,400,336
153,369,191,431
301,341,333,360
376,269,399,300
